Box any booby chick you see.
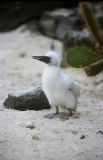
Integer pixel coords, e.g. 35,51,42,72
32,51,80,119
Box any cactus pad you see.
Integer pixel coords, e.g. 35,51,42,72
66,46,103,68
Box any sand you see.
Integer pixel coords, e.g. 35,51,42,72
0,25,103,160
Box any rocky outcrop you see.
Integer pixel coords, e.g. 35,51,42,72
0,2,64,32
4,87,51,111
38,3,103,47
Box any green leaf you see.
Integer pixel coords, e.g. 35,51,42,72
66,46,103,68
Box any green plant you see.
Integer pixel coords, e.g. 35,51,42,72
66,2,103,76
66,46,103,76
66,46,102,67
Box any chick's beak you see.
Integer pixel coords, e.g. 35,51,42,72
32,56,50,64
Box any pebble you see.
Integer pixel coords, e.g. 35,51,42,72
32,135,40,141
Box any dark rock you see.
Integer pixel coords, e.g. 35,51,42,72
3,87,51,111
80,135,86,139
96,130,103,135
0,2,64,32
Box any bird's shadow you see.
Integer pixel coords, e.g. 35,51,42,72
44,111,80,120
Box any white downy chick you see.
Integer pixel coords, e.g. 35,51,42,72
32,51,80,118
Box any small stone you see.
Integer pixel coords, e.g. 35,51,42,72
97,130,103,135
32,135,40,141
80,135,86,139
26,122,35,129
68,130,78,134
19,53,26,58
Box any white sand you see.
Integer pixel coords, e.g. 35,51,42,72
0,25,103,160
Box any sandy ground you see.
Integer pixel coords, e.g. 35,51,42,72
0,25,103,160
